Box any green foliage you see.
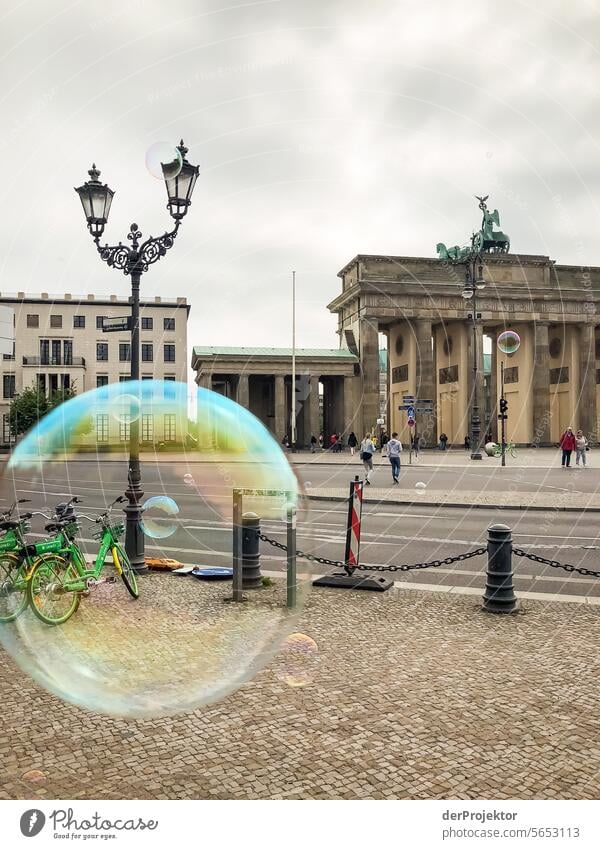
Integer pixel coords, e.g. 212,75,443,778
8,382,82,439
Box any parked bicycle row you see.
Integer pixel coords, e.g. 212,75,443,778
0,495,138,627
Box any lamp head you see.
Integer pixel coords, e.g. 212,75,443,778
74,164,114,239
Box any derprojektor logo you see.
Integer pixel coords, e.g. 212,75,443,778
19,809,46,837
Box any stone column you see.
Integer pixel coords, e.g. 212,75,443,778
489,331,498,441
274,375,285,442
197,372,211,390
359,317,380,437
236,373,249,409
532,322,551,445
309,375,320,441
414,319,435,446
343,375,355,436
579,323,597,440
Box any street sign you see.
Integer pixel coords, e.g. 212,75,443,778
406,406,415,418
102,316,132,332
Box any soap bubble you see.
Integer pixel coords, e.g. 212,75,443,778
0,380,309,718
273,633,319,687
497,330,521,355
415,481,427,496
110,393,141,424
145,142,182,181
141,495,179,539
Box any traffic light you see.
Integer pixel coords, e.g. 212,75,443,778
500,397,508,414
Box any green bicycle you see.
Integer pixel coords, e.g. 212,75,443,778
0,497,85,623
493,441,517,459
27,495,139,626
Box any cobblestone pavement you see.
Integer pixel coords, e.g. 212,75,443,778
1,574,599,800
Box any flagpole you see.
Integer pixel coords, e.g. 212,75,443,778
291,270,296,452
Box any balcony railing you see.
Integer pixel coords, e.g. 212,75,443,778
22,356,86,367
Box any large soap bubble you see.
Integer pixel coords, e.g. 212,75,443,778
0,380,309,717
497,330,521,355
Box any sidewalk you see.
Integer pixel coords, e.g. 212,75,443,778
292,447,573,469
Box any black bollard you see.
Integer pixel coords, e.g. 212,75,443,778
241,512,262,589
482,523,518,613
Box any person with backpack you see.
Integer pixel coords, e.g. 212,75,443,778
559,426,576,468
387,432,402,484
360,433,376,485
575,430,589,467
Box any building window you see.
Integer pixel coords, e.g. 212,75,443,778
96,316,106,330
164,344,175,362
164,317,175,331
96,414,109,443
141,414,154,442
142,375,153,380
97,342,108,361
391,365,408,384
550,367,569,385
3,414,12,444
96,375,108,387
504,366,519,384
27,314,39,328
73,315,85,328
163,413,176,442
63,340,73,365
119,343,131,362
142,317,153,330
439,365,459,384
3,374,15,399
119,415,131,442
142,343,153,362
164,375,176,398
119,375,130,382
50,314,62,328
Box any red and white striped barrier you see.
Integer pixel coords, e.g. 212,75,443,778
344,476,364,569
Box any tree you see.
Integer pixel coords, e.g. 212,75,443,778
8,387,50,438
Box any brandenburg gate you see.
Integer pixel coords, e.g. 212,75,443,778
328,198,600,447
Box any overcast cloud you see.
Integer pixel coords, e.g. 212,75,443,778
1,0,600,382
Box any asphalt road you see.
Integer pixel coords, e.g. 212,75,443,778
2,459,600,599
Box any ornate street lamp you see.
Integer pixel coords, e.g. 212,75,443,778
75,140,200,573
462,250,485,460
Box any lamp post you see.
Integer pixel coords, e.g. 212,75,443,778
461,250,485,460
75,140,200,573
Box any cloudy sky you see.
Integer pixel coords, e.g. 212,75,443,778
1,0,600,381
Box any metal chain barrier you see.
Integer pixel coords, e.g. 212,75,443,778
513,547,600,579
257,531,486,574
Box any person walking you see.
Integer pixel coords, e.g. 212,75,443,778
464,434,471,451
559,426,576,468
387,432,402,485
575,430,588,467
380,431,390,456
310,434,317,453
360,433,376,485
318,433,324,450
348,431,358,455
439,432,448,451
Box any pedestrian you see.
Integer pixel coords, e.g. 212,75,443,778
360,433,376,485
282,435,290,449
348,431,358,455
575,430,588,467
559,426,576,468
387,432,402,485
329,432,337,451
318,433,324,450
439,432,448,451
380,431,390,456
412,433,420,456
464,434,471,451
310,434,317,453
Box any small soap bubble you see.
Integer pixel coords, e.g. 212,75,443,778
497,330,521,355
274,633,319,687
145,142,182,181
110,393,141,424
183,473,195,487
415,481,427,496
140,495,179,539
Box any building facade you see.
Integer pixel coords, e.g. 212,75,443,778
0,292,189,446
328,253,600,446
191,347,358,448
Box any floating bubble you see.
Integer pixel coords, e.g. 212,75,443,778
274,633,319,687
145,141,182,181
110,393,141,424
497,330,521,355
183,473,195,486
0,380,310,718
141,495,179,539
415,481,427,496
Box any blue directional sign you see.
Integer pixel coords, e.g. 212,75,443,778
407,406,415,418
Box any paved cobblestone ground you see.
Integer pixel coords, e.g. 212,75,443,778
1,574,599,800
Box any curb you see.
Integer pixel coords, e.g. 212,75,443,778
305,492,600,513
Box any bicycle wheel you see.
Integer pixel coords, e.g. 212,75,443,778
113,543,139,599
0,553,28,623
509,445,518,458
27,555,80,626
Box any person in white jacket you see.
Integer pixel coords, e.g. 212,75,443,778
387,432,403,484
575,430,589,467
360,434,376,485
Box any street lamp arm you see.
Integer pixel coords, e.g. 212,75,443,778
138,220,180,271
94,238,131,273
